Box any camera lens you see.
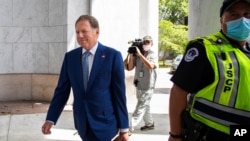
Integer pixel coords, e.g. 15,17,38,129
128,46,137,54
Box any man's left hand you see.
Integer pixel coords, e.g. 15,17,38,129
113,132,129,141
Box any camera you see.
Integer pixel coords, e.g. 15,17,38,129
127,38,144,54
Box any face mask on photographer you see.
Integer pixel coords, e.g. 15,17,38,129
143,40,151,51
143,45,151,51
226,17,250,41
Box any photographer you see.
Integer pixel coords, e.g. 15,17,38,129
124,35,157,135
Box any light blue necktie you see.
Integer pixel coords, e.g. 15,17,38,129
82,51,90,91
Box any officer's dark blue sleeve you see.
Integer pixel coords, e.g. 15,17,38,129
170,42,214,93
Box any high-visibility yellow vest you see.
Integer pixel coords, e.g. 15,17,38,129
189,32,250,134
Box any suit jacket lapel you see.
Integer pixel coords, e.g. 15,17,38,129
77,48,85,93
87,44,105,90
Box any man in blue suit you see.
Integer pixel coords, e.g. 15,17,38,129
41,15,129,141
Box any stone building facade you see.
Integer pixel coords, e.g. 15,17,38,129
0,0,159,102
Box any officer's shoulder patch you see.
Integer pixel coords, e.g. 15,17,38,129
184,47,199,62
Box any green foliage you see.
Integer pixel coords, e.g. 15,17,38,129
159,0,188,24
159,20,188,54
159,0,188,57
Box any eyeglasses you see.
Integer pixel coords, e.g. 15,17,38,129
143,40,151,44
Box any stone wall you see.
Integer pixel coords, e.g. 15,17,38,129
0,0,87,101
0,74,58,101
0,0,158,102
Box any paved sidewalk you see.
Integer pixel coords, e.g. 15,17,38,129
0,68,172,141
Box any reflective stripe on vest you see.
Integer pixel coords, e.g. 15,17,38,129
192,51,247,125
193,98,250,126
214,52,239,106
189,32,250,134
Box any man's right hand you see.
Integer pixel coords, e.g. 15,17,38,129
41,121,53,134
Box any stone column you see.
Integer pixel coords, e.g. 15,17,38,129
188,0,223,40
139,0,159,54
139,0,159,42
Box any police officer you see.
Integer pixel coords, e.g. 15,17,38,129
168,0,250,141
125,35,157,134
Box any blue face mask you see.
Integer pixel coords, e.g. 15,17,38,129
226,17,250,41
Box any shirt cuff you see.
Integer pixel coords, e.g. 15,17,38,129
120,128,129,132
46,120,55,125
